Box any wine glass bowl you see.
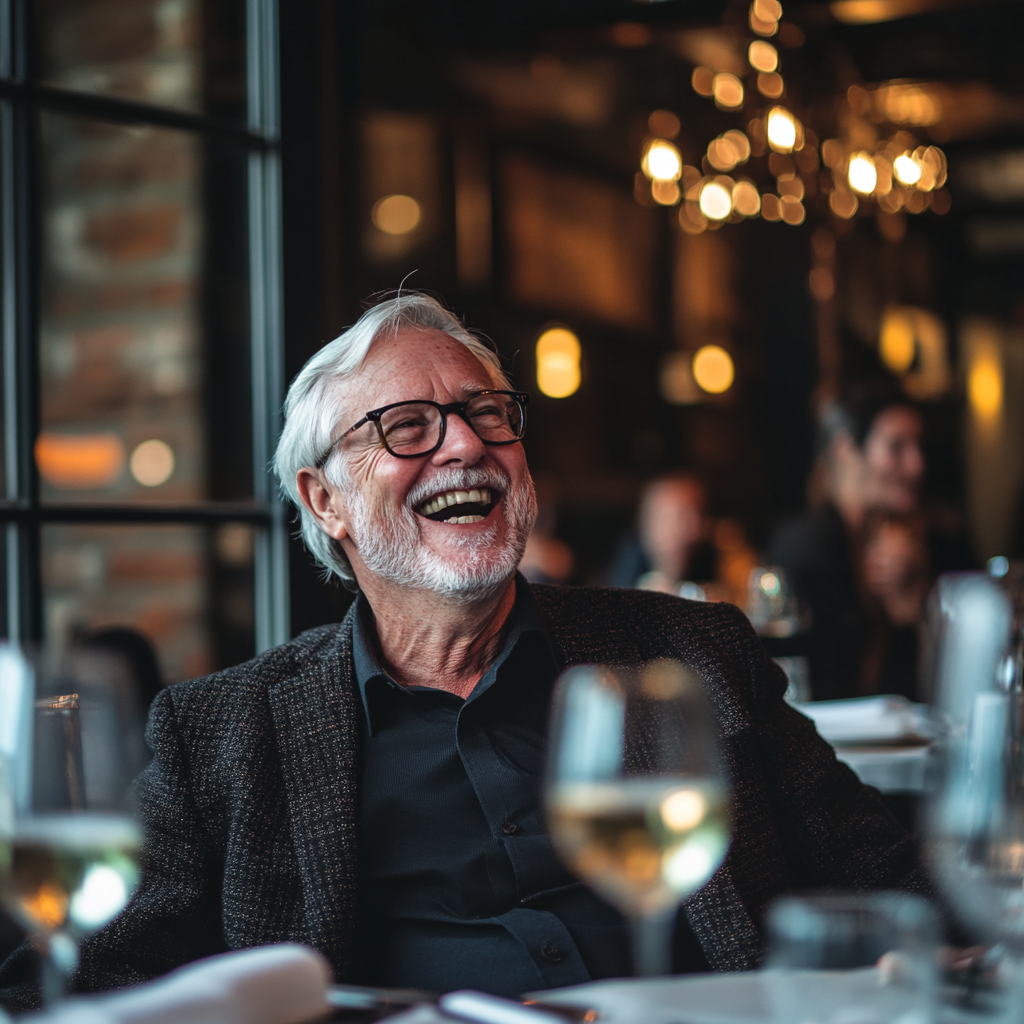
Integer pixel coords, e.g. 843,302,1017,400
0,644,146,1003
545,660,730,975
924,572,1024,1016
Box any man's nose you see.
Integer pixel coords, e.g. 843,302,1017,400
432,409,486,464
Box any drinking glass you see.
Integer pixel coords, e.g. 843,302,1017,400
765,892,939,1024
0,643,147,1004
544,660,730,976
924,572,1024,1021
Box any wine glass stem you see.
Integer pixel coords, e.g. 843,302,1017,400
41,932,78,1006
630,908,676,976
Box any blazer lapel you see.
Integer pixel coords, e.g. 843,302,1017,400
683,863,762,970
268,607,360,977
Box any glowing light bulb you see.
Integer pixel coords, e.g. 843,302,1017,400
893,153,922,186
692,345,735,394
847,152,877,195
766,107,797,154
371,194,422,235
699,181,732,221
536,327,582,399
642,139,682,182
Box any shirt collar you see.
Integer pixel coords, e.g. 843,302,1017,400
352,574,553,734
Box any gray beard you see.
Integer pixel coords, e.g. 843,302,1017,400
344,465,538,601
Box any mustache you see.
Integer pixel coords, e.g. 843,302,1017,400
406,466,512,509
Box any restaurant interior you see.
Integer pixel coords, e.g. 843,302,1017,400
2,0,1024,1010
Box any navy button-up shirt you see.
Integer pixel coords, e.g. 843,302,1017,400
353,576,707,996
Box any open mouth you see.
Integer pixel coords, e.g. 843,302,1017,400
416,487,497,524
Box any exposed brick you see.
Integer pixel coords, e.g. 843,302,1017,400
82,203,183,263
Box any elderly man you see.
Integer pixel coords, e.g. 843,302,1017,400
1,295,922,1008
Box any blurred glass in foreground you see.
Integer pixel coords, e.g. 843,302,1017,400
765,892,938,1024
925,571,1024,1019
0,644,147,1004
545,660,729,976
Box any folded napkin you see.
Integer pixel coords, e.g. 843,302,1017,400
799,695,931,746
26,944,332,1024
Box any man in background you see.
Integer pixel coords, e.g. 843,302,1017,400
608,473,716,596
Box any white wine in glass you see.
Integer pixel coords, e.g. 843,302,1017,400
0,645,145,1005
545,661,730,975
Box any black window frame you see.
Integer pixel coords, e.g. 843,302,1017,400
0,0,289,656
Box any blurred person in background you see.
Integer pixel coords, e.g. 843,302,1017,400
767,380,968,701
607,472,716,596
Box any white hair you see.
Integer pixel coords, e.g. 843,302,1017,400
273,292,512,587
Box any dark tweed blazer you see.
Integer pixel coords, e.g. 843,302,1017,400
0,585,923,1007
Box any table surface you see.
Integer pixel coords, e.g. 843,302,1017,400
533,970,993,1024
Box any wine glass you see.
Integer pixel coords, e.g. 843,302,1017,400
0,643,147,1004
544,659,730,976
924,571,1024,1020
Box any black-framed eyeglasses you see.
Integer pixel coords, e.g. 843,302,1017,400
315,390,530,465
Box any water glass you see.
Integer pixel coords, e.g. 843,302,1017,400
765,892,939,1024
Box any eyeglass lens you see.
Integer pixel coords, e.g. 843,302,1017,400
378,395,524,456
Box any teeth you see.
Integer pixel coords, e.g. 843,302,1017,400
450,515,484,524
417,488,494,516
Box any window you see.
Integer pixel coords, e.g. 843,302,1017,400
0,0,286,682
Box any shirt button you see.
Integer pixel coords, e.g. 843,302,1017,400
501,822,519,836
541,944,563,962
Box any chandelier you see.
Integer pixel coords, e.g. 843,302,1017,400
637,0,950,234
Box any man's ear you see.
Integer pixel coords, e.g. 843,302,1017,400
295,467,348,542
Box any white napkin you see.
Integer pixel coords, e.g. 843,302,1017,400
26,943,332,1024
799,696,930,745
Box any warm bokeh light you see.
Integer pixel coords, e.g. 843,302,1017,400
969,349,1002,423
661,789,706,830
894,154,921,187
847,152,877,195
732,180,761,216
725,130,751,163
780,196,805,225
754,0,783,19
748,40,778,72
371,194,422,235
35,432,125,489
829,189,859,218
130,439,176,487
761,193,782,221
766,107,797,153
699,180,732,220
821,139,845,169
536,327,582,399
642,139,682,181
879,308,917,374
712,73,744,110
651,179,681,205
691,66,714,97
677,202,708,235
707,131,751,172
692,345,735,394
648,109,681,139
777,174,804,200
757,72,785,98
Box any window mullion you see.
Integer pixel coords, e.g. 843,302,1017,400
248,0,288,652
